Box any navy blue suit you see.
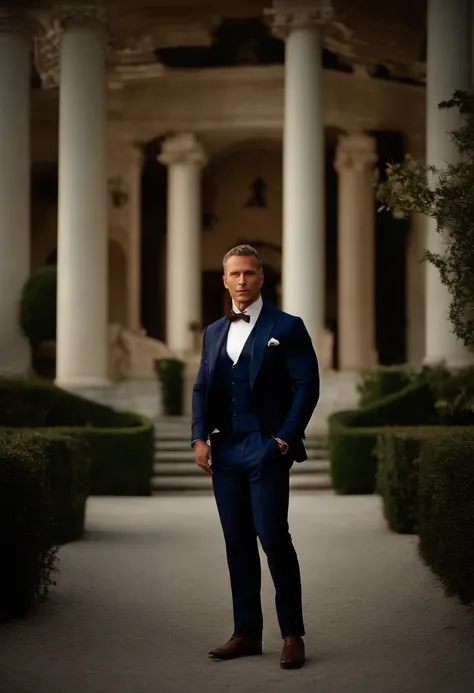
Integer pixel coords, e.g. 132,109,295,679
192,300,319,638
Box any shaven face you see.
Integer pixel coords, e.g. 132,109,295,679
223,254,264,312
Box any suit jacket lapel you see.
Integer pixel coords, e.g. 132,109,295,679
250,301,277,389
207,317,230,390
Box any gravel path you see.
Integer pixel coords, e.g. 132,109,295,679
1,492,474,693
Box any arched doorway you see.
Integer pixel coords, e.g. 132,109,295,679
202,139,283,324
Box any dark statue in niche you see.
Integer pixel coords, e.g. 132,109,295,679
245,176,267,208
202,212,218,230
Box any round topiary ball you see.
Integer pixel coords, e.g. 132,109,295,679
19,265,57,347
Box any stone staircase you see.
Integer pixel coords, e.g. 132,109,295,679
152,417,332,493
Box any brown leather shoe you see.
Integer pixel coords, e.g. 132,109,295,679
280,636,305,669
208,634,262,660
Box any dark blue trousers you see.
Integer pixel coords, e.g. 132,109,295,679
210,430,305,639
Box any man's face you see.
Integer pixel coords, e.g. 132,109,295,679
223,254,264,308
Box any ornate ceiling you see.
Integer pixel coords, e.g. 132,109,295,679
27,0,427,88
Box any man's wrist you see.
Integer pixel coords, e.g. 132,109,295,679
273,436,289,455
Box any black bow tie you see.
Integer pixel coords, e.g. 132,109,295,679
228,310,250,323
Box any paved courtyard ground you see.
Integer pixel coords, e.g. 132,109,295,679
1,492,474,693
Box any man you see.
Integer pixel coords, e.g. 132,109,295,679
191,244,319,670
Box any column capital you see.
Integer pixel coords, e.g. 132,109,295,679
158,133,207,167
0,9,42,46
334,133,378,174
54,3,108,34
34,4,108,89
264,1,333,40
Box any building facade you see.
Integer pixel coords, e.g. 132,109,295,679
0,0,472,417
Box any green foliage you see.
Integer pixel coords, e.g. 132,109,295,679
357,365,416,408
0,434,58,620
0,378,154,496
0,378,154,621
0,377,123,428
328,412,380,494
154,358,184,415
417,362,474,424
417,430,474,605
62,412,154,496
377,90,474,352
376,429,433,534
19,265,57,347
328,382,436,495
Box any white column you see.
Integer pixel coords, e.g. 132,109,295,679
335,133,378,371
425,0,473,366
159,133,206,355
0,12,35,375
56,5,110,387
268,1,332,349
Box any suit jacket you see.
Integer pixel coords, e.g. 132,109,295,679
191,300,320,462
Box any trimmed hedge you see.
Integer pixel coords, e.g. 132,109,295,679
0,378,154,496
54,412,154,496
1,433,67,620
357,365,415,408
328,382,436,494
0,378,154,620
417,431,474,605
0,377,121,428
328,412,380,494
376,430,425,534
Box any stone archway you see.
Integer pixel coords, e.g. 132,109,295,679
202,139,283,322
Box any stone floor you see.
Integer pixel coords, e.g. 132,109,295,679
1,493,474,693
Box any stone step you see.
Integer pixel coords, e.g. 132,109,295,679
151,472,332,492
154,436,328,449
153,459,330,477
154,447,328,462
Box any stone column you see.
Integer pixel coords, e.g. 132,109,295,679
159,133,206,356
334,133,378,371
425,0,473,366
55,5,110,387
267,1,332,350
0,12,36,375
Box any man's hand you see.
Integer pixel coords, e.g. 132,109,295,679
193,440,213,475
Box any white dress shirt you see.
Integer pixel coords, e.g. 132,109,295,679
226,296,263,365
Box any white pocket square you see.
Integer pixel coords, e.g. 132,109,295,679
267,338,280,347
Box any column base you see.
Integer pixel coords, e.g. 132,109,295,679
54,377,118,409
55,376,111,389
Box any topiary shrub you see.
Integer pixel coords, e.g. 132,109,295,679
417,430,474,605
0,433,58,620
418,362,474,425
154,358,184,415
357,365,416,408
328,411,381,494
328,381,437,495
376,429,431,534
19,265,57,348
0,378,154,497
